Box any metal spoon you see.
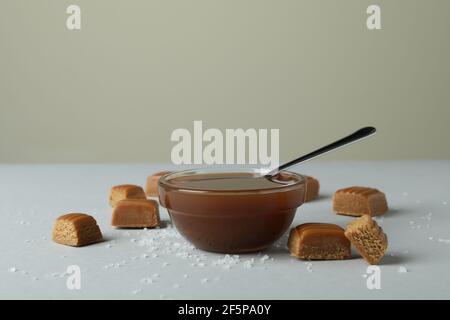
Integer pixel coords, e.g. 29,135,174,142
265,126,377,177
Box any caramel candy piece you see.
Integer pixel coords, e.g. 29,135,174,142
146,171,172,197
345,215,388,265
52,213,103,247
305,176,320,202
111,199,160,228
333,186,388,217
288,223,351,260
109,184,146,207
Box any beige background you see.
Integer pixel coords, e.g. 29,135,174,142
1,0,449,163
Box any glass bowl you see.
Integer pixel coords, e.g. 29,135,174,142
158,167,306,253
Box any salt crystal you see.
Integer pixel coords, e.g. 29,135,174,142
200,278,209,284
130,239,137,243
105,244,113,248
443,201,448,205
428,236,434,240
21,270,28,275
132,289,142,295
183,274,188,279
162,262,169,267
306,263,313,272
141,277,153,284
260,255,270,263
32,277,39,281
438,238,450,244
8,267,18,273
153,273,160,278
398,266,408,273
140,254,149,259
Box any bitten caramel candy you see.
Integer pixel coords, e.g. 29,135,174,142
333,186,388,217
52,213,103,247
288,223,351,260
146,171,172,197
305,176,320,202
109,184,146,207
111,199,160,228
345,215,388,265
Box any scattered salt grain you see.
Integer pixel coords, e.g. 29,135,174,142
8,267,18,273
153,273,160,278
398,266,408,274
140,254,149,259
200,278,209,284
141,277,153,284
438,238,450,244
132,289,142,295
428,236,434,240
243,259,255,269
162,262,169,267
443,201,448,205
305,262,313,273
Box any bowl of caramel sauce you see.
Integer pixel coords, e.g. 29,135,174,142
158,168,306,253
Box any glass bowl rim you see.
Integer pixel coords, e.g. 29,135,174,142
158,166,306,195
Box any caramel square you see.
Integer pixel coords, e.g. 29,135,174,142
109,184,146,207
305,176,320,202
146,171,172,197
333,186,388,217
345,215,388,265
111,199,160,228
52,213,103,247
288,223,351,260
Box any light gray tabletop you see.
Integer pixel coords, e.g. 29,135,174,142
1,161,449,300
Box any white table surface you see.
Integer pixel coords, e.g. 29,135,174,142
1,161,449,300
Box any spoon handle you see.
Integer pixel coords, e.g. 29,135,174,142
266,126,376,177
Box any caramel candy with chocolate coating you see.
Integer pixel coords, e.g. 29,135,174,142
146,171,172,197
288,223,351,260
305,176,320,202
52,213,103,247
109,184,146,207
345,215,388,265
333,186,388,217
111,199,160,228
